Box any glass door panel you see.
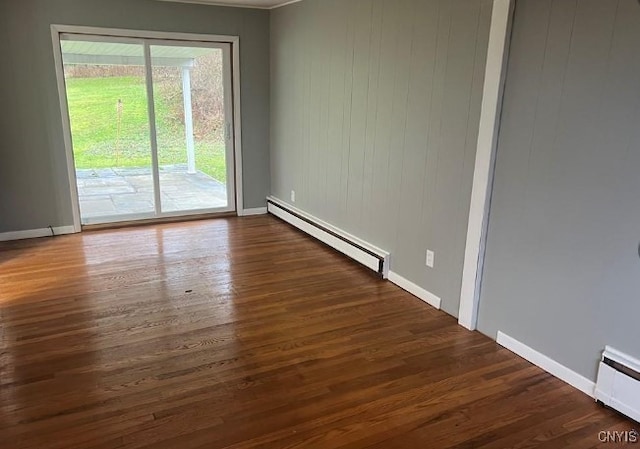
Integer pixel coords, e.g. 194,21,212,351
61,38,155,224
149,43,234,214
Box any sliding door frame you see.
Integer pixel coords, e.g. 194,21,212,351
51,25,244,232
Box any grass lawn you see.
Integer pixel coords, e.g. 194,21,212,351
66,75,227,183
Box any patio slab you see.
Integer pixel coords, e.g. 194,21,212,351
80,199,118,216
77,164,228,222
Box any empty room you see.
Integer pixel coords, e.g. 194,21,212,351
1,0,639,447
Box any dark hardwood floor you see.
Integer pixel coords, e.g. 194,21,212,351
0,216,633,448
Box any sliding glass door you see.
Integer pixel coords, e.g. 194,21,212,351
59,34,235,225
150,43,234,214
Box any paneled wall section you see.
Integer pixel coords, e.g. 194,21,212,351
478,0,640,381
271,0,493,315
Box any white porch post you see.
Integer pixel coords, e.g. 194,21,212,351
182,66,196,174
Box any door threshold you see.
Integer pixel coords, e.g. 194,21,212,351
82,212,238,232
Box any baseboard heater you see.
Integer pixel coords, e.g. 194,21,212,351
267,197,390,278
595,346,640,422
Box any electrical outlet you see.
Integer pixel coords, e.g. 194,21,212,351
426,250,435,268
291,190,296,203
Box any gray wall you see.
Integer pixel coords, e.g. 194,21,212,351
270,0,493,315
0,0,270,233
478,0,640,381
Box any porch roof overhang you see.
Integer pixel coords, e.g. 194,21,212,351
60,40,213,68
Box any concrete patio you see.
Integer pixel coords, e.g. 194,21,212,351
76,164,228,222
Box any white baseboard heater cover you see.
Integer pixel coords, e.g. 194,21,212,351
267,197,390,278
595,346,640,423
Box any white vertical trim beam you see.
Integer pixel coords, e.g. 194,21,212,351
458,0,515,330
144,42,164,215
182,67,197,174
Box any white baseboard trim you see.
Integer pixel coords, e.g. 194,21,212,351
497,331,595,397
0,225,77,242
241,207,268,216
387,271,442,310
267,196,390,278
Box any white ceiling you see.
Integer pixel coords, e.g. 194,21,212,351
156,0,299,9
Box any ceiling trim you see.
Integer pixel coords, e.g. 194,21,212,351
155,0,303,10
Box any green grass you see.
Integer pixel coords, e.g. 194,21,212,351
66,76,227,183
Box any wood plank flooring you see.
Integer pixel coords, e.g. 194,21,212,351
0,216,634,448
